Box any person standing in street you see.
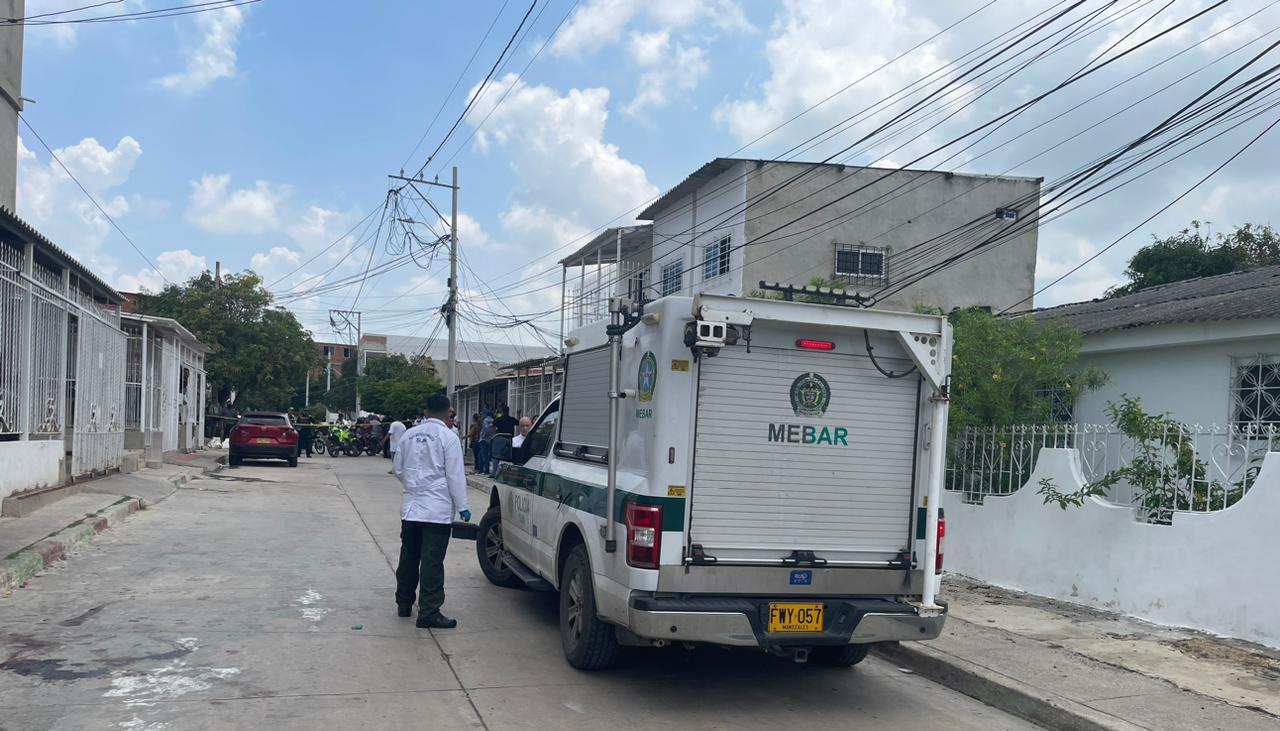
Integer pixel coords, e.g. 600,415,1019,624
489,404,518,477
386,415,408,475
475,410,494,475
467,414,482,471
393,395,470,629
296,413,314,458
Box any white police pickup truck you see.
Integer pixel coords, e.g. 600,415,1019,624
475,293,951,670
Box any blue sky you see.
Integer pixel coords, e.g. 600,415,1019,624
17,0,1280,347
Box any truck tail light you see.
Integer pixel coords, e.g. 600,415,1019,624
935,513,946,575
625,503,662,569
796,339,835,351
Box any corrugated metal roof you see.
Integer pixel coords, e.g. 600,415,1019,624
0,206,123,303
557,225,652,265
1028,265,1280,334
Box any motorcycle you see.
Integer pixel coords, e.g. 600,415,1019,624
326,425,361,457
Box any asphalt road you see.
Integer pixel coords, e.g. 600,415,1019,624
0,454,1040,731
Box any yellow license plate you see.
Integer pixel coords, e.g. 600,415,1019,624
767,602,824,633
254,438,272,444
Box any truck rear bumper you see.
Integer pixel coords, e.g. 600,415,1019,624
626,595,946,649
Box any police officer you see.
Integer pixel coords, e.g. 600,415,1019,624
392,394,470,629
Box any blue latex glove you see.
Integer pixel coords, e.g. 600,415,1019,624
459,510,472,523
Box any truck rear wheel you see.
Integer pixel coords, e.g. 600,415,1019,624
476,507,522,588
559,544,619,670
811,643,872,667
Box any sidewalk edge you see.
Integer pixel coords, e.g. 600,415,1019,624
874,642,1147,731
0,496,145,595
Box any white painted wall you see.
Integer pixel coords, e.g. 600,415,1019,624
1074,322,1280,427
944,448,1280,648
649,161,747,297
0,440,62,499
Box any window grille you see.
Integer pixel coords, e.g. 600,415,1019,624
704,236,730,279
1231,354,1280,428
834,243,888,286
661,261,683,297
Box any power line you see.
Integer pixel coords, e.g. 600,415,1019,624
10,0,261,26
399,0,513,171
410,0,539,178
466,0,1162,308
19,113,167,284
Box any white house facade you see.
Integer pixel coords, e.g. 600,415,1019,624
1032,266,1280,429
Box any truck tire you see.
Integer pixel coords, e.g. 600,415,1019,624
811,643,871,667
476,507,523,588
559,544,619,670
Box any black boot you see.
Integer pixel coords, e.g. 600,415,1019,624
416,611,457,629
397,604,412,617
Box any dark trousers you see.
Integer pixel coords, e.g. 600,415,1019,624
299,429,313,457
395,520,452,614
475,441,491,474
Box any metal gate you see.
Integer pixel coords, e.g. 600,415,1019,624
71,302,125,475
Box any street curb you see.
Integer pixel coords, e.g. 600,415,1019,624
875,642,1147,731
0,497,144,595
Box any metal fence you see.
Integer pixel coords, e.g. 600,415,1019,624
0,241,23,434
0,238,126,476
947,423,1280,517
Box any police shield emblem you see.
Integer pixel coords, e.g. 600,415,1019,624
637,351,657,402
789,372,831,417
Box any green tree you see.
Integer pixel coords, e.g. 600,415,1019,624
947,308,1107,434
357,354,442,418
1109,221,1280,296
137,271,319,411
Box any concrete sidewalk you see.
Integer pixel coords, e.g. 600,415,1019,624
881,576,1280,730
0,461,221,595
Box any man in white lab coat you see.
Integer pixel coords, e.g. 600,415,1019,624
393,394,471,629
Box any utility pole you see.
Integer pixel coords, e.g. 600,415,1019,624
387,167,461,401
447,166,458,401
328,309,363,415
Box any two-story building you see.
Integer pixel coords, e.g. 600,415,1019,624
558,158,1042,327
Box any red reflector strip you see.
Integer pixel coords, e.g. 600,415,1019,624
796,339,835,351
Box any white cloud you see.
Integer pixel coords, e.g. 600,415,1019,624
627,29,670,65
469,74,658,229
16,135,143,261
186,174,289,234
154,4,244,94
250,245,301,278
551,0,751,57
117,249,208,293
625,43,709,116
715,0,958,158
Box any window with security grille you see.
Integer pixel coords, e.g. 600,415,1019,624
834,244,888,285
661,261,683,297
704,236,731,279
1034,386,1074,423
1231,354,1280,428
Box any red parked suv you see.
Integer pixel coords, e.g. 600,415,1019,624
228,412,299,467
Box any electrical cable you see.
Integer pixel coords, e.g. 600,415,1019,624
18,114,167,283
